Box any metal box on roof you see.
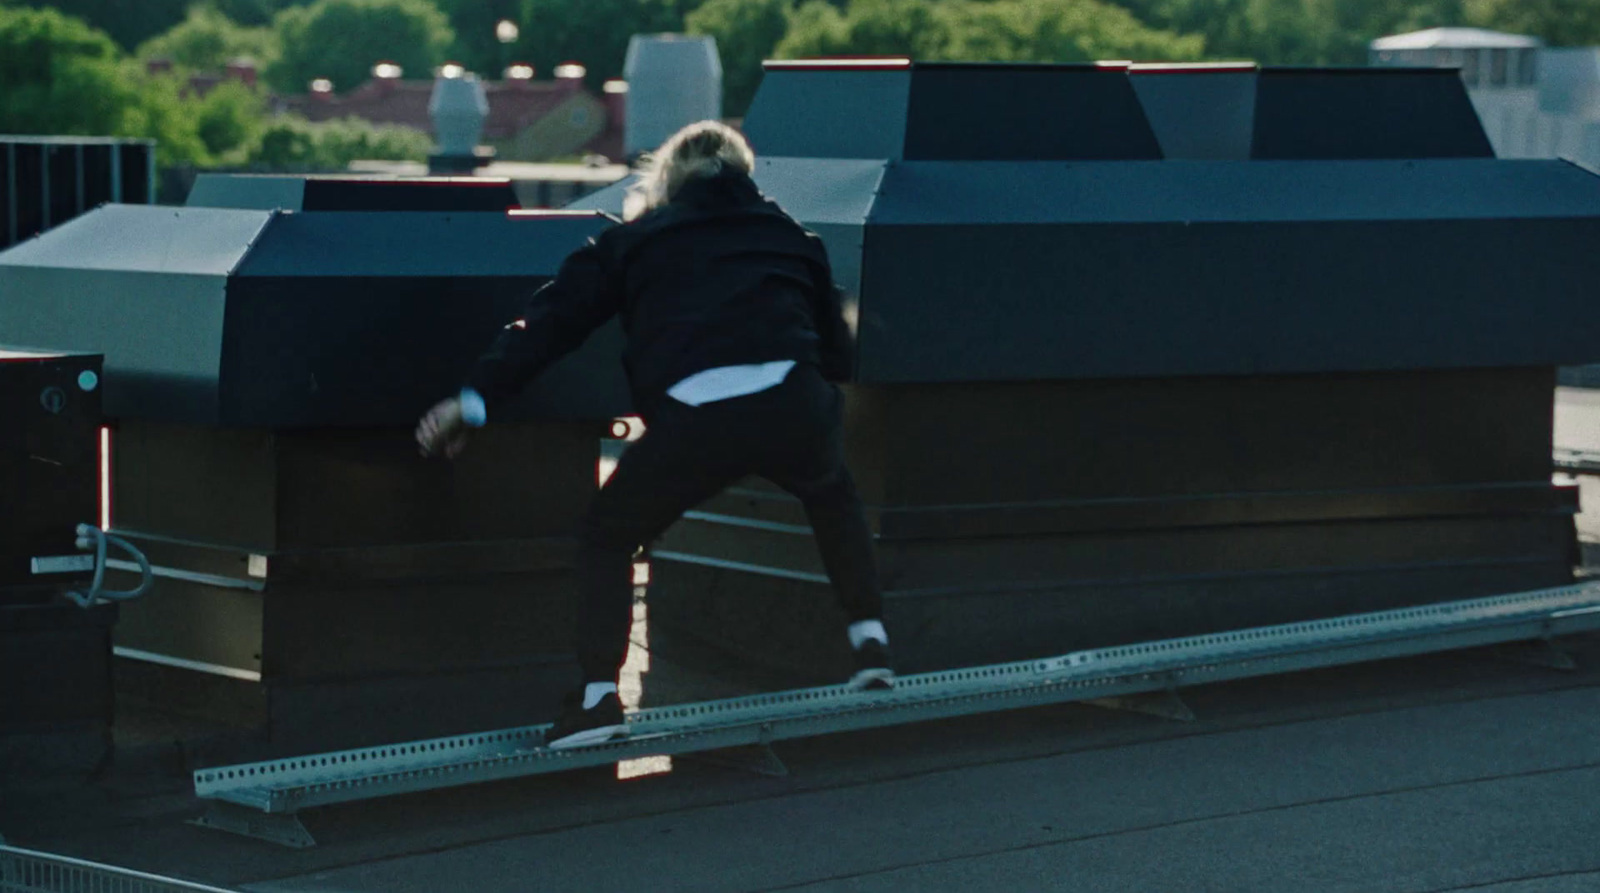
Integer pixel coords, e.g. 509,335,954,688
186,173,520,212
0,204,628,426
0,192,629,755
0,348,101,599
0,347,114,775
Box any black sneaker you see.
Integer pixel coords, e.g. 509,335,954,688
850,638,895,691
545,691,629,749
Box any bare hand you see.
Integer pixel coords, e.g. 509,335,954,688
416,397,469,459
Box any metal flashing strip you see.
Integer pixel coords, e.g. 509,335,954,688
105,559,265,592
649,550,831,584
113,647,262,682
193,582,1600,830
680,510,814,535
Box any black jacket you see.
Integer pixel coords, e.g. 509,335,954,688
466,168,852,418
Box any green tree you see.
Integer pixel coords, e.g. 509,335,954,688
0,6,254,165
498,0,679,87
1118,0,1463,65
8,0,193,50
137,5,279,70
266,0,454,93
686,0,790,115
194,79,267,158
248,114,431,168
0,5,135,135
207,0,312,28
941,0,1205,63
776,0,1202,64
432,0,524,76
776,0,950,59
119,72,214,165
1466,0,1600,46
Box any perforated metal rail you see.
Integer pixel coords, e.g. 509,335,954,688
191,582,1600,846
0,844,241,893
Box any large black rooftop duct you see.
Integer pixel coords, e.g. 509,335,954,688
186,173,521,212
743,61,1162,161
1251,67,1495,159
0,205,625,426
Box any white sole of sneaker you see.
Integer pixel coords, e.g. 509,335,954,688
546,723,630,750
849,668,895,690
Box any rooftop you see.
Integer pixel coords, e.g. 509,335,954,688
284,77,590,143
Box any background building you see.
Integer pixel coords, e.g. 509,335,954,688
283,64,625,163
1373,27,1600,169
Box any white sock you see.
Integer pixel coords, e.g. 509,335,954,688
582,682,618,710
848,619,888,650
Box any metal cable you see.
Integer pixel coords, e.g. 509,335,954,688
63,524,153,608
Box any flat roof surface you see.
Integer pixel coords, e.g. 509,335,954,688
8,627,1600,891
6,390,1600,890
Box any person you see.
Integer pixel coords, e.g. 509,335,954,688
415,120,893,750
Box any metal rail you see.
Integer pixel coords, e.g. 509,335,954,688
0,845,240,893
1554,447,1600,474
192,581,1600,847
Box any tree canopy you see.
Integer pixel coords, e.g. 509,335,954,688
1466,0,1600,48
494,0,679,88
18,0,1600,102
265,0,455,93
7,0,192,49
0,4,137,135
686,0,790,114
137,5,279,70
12,0,1600,151
775,0,1202,67
0,5,428,169
429,0,522,75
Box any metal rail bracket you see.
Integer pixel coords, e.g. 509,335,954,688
681,743,789,778
189,803,314,849
1490,639,1578,671
1085,685,1196,723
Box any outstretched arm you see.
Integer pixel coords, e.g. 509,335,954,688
466,238,624,411
417,238,622,457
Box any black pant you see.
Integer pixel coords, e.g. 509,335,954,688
577,363,883,684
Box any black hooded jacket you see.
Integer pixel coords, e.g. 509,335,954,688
466,168,852,419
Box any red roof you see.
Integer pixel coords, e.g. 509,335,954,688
284,77,618,153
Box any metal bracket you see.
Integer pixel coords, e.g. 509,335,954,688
1490,639,1577,672
189,802,315,849
1085,684,1196,723
680,742,789,778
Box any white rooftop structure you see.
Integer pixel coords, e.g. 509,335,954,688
1371,27,1541,51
